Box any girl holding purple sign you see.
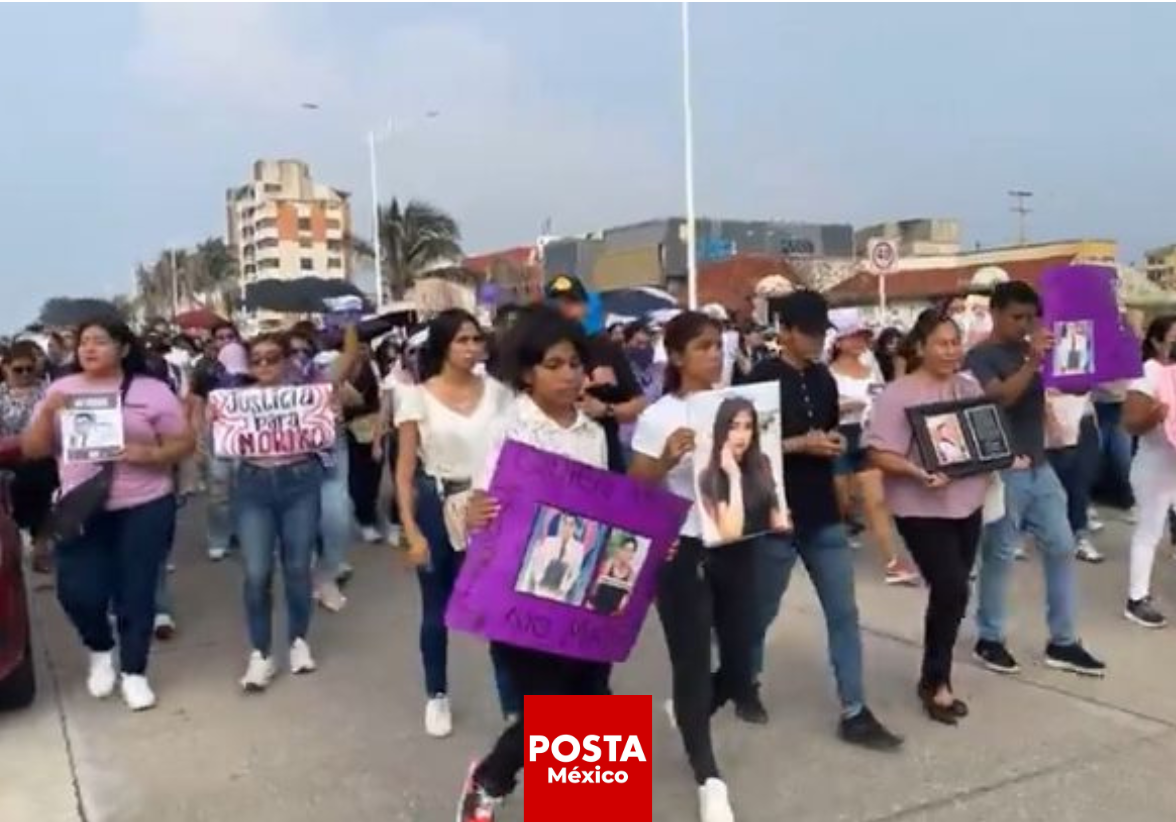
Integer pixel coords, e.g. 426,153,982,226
629,310,758,822
456,306,610,822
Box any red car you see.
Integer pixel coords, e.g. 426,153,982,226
0,436,34,710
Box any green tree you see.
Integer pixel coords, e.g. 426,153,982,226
375,198,463,300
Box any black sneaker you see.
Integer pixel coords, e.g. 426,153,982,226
837,707,903,752
1044,642,1107,677
1125,597,1168,629
734,684,769,725
973,639,1020,674
456,763,501,822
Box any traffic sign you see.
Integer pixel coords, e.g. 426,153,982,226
867,238,899,275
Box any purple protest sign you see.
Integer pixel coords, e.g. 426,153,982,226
446,441,690,663
1040,264,1141,391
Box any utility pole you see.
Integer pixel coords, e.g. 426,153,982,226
1008,189,1033,246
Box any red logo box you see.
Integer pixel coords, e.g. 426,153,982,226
524,695,652,821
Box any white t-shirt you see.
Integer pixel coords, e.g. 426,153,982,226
832,370,876,426
396,377,513,481
474,394,608,490
1128,359,1176,473
631,394,700,538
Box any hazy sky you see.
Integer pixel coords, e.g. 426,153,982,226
3,3,1174,327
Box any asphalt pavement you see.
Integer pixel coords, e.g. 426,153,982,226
4,504,1176,822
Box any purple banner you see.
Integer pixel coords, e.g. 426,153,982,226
1040,264,1141,390
446,441,690,663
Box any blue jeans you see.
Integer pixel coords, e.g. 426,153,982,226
414,475,519,715
154,505,178,618
236,460,324,655
1093,401,1135,510
317,435,353,577
205,451,237,552
1047,415,1100,537
55,494,177,675
977,465,1078,646
753,524,865,716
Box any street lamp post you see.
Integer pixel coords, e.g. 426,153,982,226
367,110,440,312
681,1,698,310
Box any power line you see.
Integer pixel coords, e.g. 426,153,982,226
1008,189,1033,245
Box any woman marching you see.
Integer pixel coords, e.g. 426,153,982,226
456,306,611,821
395,310,519,738
629,311,760,822
22,319,194,711
866,309,993,723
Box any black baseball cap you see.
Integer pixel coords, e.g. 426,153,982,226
545,274,589,304
777,290,833,336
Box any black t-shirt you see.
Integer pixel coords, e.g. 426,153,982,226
585,334,641,473
747,357,842,535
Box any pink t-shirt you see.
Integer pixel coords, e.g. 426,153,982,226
44,374,187,510
865,373,989,520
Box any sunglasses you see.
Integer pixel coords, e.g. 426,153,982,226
250,354,285,367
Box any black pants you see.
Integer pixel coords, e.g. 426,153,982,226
346,432,380,527
10,459,58,537
657,537,757,785
473,642,608,797
894,511,982,691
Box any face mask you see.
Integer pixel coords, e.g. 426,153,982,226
629,347,654,370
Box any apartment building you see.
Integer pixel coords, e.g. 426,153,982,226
226,160,352,285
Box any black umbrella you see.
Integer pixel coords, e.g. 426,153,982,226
244,277,374,314
39,298,123,328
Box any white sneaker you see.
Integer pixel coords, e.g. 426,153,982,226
289,639,317,675
314,579,348,613
153,613,177,641
425,694,453,738
87,650,117,699
1086,508,1105,533
360,525,382,544
240,651,277,692
208,546,228,562
664,698,678,730
698,778,735,822
385,524,402,546
120,674,157,711
1075,538,1105,564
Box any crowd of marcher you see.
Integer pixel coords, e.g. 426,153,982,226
1,274,1170,822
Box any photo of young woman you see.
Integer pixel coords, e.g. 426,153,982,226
516,509,598,604
587,532,650,616
690,387,790,546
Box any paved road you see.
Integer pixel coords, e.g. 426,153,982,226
5,505,1176,822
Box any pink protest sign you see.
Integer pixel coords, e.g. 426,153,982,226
446,441,690,663
1040,264,1141,391
209,384,336,458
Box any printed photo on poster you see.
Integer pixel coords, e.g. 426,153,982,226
61,393,124,463
209,384,336,458
1053,320,1094,378
515,506,608,605
687,381,791,547
923,413,972,466
586,529,651,617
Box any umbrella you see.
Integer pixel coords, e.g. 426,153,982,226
598,287,678,319
39,298,122,328
244,277,374,314
174,307,226,330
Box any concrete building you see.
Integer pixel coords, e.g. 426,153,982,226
226,160,352,286
542,217,853,293
854,218,962,258
1144,244,1176,286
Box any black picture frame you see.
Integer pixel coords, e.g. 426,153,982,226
905,398,1015,478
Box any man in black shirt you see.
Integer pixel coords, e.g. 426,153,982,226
747,290,902,751
546,275,647,473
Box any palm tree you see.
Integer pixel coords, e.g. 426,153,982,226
375,198,463,301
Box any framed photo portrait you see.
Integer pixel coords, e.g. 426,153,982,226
906,398,1015,478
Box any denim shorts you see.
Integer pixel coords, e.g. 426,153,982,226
833,424,867,476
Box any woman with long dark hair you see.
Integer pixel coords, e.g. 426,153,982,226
1120,314,1176,628
629,311,759,822
22,318,194,711
867,310,995,723
696,396,786,543
395,309,518,738
873,327,905,383
456,306,610,822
